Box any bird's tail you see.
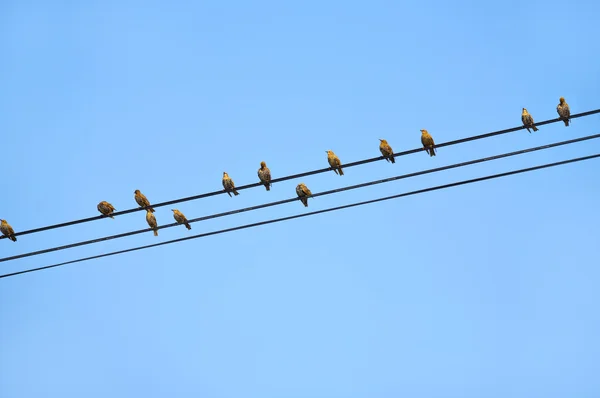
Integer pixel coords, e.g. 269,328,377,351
563,119,569,127
226,191,232,197
148,206,155,213
264,184,270,191
390,156,395,164
430,147,436,157
233,189,239,196
153,229,158,236
109,215,114,219
532,125,538,131
185,222,191,230
338,167,344,176
301,198,308,207
9,236,16,242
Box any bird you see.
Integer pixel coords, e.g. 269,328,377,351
222,172,239,196
379,139,395,163
521,108,539,132
0,219,17,242
146,210,158,236
326,150,344,175
172,209,191,230
420,129,436,156
557,97,571,126
296,183,313,207
97,201,116,219
257,161,272,191
134,190,155,212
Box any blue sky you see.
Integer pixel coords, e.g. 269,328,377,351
1,0,600,396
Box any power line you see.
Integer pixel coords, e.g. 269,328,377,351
2,152,598,279
3,108,599,241
2,133,599,264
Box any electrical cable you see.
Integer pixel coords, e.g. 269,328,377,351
2,133,599,263
1,152,598,279
3,108,598,241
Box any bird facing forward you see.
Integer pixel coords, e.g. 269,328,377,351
0,219,17,242
296,183,312,207
146,210,158,236
134,190,155,212
379,139,395,163
222,172,239,197
257,161,272,191
97,201,116,219
420,130,436,156
557,97,571,126
521,108,539,132
326,150,344,175
172,209,191,230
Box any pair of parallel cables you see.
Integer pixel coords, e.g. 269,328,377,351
2,109,599,278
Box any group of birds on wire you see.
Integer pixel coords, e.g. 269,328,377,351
0,97,573,242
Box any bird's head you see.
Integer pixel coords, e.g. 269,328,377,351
379,139,387,144
522,108,528,113
171,209,177,212
223,172,228,176
134,190,140,194
420,129,427,134
0,219,5,223
260,161,266,168
559,97,566,103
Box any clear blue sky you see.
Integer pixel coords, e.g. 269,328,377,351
1,1,599,396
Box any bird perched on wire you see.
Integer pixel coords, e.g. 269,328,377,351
257,161,272,191
0,219,17,242
326,150,344,175
420,129,436,156
146,210,158,236
296,183,313,207
521,108,539,132
97,201,116,219
222,172,239,196
556,97,571,126
134,190,155,212
379,139,395,163
172,209,191,230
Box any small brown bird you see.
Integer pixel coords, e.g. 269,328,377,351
420,129,436,156
557,97,571,126
0,219,17,242
146,210,158,236
379,139,395,163
134,190,155,212
172,209,191,230
257,161,272,191
521,108,539,132
222,172,239,197
326,150,344,175
296,183,313,207
97,201,116,219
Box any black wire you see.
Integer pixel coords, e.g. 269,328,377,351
3,108,599,240
1,152,598,279
1,133,599,263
